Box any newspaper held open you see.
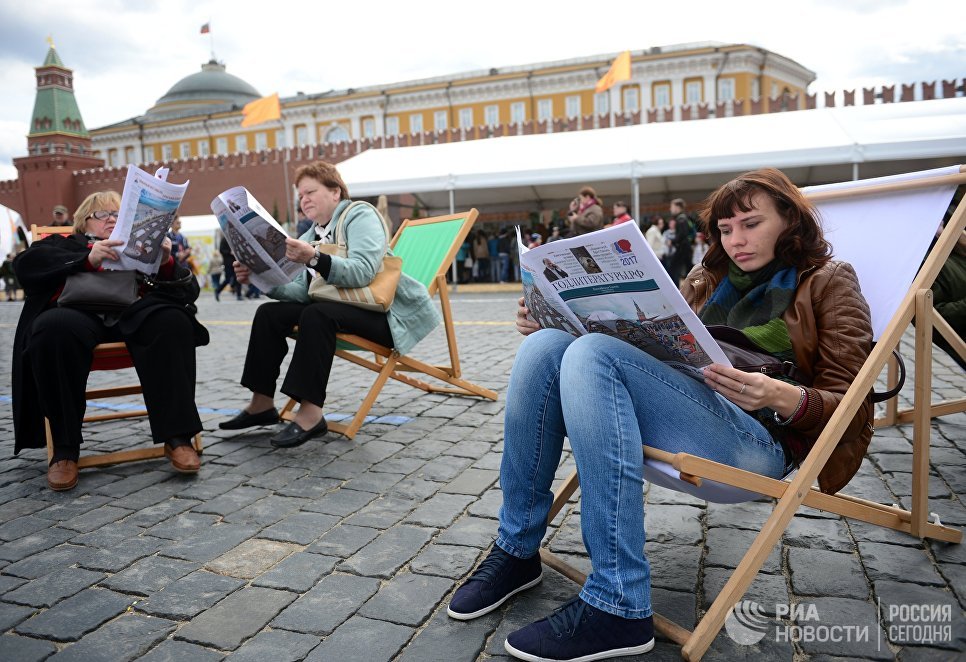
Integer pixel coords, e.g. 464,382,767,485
210,186,303,293
517,222,731,380
104,165,189,274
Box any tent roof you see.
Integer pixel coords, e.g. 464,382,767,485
337,98,966,211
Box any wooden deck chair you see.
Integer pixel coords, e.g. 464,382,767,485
29,225,202,469
537,166,966,661
279,209,497,439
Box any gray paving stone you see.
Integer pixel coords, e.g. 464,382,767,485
644,504,704,546
0,634,57,662
389,476,443,500
175,586,296,650
306,524,379,557
0,574,27,595
205,538,299,579
190,485,271,516
122,497,200,528
271,573,380,635
858,540,946,586
15,587,133,642
340,524,434,578
435,516,498,548
229,629,320,661
94,471,172,498
790,597,892,659
312,459,369,481
48,613,176,661
274,475,341,499
344,494,420,529
704,526,782,574
244,466,310,490
414,456,475,482
138,639,225,662
644,542,702,592
782,515,854,552
1,543,93,579
299,487,376,516
252,551,338,592
222,494,309,528
0,527,75,562
258,511,340,544
0,514,58,542
79,535,166,573
372,456,428,476
410,543,483,578
705,499,773,530
405,493,476,527
135,570,245,619
703,568,789,616
442,467,499,496
4,566,105,607
161,523,260,563
396,608,500,662
788,547,869,598
176,474,247,501
67,521,142,548
875,580,966,650
359,571,455,626
467,490,503,519
144,512,220,540
99,555,199,596
0,498,48,523
304,615,413,662
0,601,35,631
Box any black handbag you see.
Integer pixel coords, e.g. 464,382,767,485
58,270,140,313
706,325,809,384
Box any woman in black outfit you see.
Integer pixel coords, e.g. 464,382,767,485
11,191,209,491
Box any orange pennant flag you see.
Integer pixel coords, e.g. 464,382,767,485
595,51,631,93
241,93,281,128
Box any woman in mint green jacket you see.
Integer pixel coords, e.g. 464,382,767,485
220,162,440,448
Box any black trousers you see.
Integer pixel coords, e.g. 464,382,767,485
24,306,203,459
241,301,394,408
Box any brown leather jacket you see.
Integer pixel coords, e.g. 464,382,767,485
681,261,874,494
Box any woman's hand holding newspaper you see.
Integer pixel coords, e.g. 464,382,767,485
516,297,540,336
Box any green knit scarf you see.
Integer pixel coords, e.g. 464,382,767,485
699,260,797,362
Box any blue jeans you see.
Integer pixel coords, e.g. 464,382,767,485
498,253,510,282
496,329,787,619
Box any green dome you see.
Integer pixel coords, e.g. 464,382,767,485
146,60,261,119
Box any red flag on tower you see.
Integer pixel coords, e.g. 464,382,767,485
200,23,210,34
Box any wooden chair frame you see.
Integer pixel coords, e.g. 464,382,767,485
280,209,497,439
30,225,202,469
537,168,966,661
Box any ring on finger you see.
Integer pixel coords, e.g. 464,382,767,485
739,383,747,395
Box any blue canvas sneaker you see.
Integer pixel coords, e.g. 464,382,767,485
505,596,655,662
447,546,543,620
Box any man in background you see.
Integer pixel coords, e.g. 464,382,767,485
52,205,71,227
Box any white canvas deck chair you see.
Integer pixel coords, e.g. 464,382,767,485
539,166,966,661
280,209,497,439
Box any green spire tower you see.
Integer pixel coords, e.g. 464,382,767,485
26,39,92,155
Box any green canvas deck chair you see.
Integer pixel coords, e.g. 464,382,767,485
29,224,203,469
537,166,966,661
280,208,497,439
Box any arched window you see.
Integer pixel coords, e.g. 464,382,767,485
324,125,350,144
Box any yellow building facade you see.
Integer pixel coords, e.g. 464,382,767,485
91,42,814,166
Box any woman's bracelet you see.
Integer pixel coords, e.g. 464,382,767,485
774,386,808,426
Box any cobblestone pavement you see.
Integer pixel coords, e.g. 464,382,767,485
0,288,963,661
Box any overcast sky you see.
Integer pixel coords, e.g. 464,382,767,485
0,0,963,182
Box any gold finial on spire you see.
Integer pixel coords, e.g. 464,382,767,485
46,34,55,48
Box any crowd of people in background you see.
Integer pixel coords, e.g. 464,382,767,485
448,188,704,285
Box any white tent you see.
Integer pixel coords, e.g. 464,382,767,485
337,97,966,215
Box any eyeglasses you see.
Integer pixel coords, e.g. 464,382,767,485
87,210,119,221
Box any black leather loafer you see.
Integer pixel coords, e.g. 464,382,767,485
270,418,328,448
219,407,280,430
